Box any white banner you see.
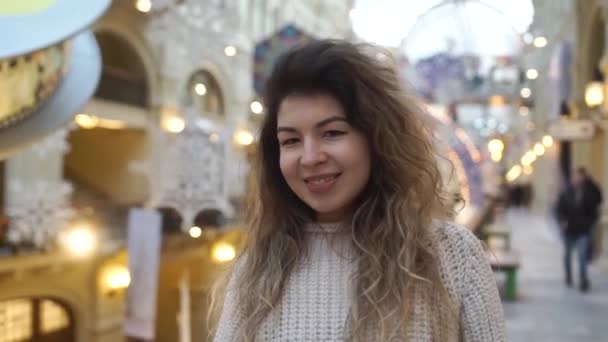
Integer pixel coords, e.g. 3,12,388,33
124,208,162,340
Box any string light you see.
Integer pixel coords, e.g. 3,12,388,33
526,69,538,80
224,45,237,57
533,36,547,48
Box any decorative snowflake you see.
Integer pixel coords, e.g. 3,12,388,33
6,180,74,248
29,124,73,158
4,125,75,248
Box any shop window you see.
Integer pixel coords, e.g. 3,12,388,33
0,299,32,342
39,300,69,334
0,298,73,342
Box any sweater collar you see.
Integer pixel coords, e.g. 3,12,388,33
304,221,345,234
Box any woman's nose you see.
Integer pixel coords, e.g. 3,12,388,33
300,139,327,166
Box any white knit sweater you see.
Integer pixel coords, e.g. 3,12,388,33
214,221,506,341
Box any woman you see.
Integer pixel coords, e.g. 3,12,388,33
211,40,505,341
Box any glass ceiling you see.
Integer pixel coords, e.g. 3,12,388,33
351,0,534,60
352,0,538,151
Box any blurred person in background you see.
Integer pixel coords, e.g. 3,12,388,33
210,40,505,341
557,167,603,292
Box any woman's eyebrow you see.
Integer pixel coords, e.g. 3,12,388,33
277,116,347,133
315,116,347,128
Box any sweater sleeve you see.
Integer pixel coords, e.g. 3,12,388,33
458,229,507,342
213,259,245,342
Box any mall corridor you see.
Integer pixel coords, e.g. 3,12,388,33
503,208,608,342
3,0,608,340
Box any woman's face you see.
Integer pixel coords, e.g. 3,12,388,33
277,93,371,222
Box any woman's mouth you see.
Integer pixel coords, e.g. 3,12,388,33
304,173,341,193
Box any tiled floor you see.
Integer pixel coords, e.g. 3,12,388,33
501,208,608,342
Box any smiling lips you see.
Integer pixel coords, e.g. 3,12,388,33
304,173,341,193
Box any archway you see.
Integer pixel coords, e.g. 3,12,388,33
94,31,150,108
183,70,225,117
158,207,183,235
193,208,225,229
64,31,153,238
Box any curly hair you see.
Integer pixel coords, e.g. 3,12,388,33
210,40,457,341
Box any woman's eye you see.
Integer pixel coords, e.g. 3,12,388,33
280,138,300,146
323,130,346,138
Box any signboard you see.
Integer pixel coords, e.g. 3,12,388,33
124,208,162,340
548,119,595,141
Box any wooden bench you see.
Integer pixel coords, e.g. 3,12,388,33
487,250,520,301
483,227,511,251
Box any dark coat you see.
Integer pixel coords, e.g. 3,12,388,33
557,179,603,236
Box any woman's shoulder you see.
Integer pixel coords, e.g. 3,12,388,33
429,220,489,280
430,219,482,253
429,220,491,295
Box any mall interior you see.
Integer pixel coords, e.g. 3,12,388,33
1,0,608,341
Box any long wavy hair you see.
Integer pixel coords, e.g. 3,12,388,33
210,40,457,341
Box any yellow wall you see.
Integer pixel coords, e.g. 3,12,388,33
0,230,243,342
64,128,149,205
155,230,243,342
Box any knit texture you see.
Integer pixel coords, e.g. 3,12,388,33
214,221,506,341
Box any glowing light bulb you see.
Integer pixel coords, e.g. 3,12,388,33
224,45,237,57
250,101,264,114
136,0,151,13
189,226,202,238
63,227,96,257
533,36,547,48
212,242,236,263
526,69,538,80
234,129,254,146
194,83,207,96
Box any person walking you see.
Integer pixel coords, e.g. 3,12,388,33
557,167,603,292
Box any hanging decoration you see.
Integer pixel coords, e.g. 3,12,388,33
425,105,484,209
5,126,74,248
253,24,314,96
6,180,74,248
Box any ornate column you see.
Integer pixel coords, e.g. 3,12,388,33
131,108,234,232
145,0,254,209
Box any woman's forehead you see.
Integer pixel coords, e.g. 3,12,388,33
277,94,346,125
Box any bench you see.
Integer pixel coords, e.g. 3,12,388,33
483,227,511,251
487,250,520,301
